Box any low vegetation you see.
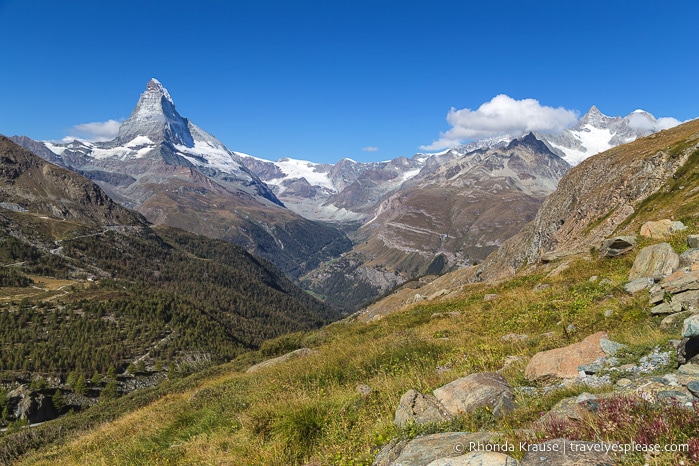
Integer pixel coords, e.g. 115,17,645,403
5,226,697,465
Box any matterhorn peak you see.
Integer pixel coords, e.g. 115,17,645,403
116,78,193,146
145,78,174,105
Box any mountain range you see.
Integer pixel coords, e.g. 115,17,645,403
8,79,675,311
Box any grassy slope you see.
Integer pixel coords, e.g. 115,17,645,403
10,224,693,465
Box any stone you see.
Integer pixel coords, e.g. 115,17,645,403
680,248,699,268
651,301,685,315
660,310,694,330
603,309,615,317
500,333,529,342
484,294,499,301
8,386,58,424
374,432,498,466
678,364,699,376
519,439,615,465
428,289,450,301
426,452,519,466
525,332,608,383
628,243,679,281
624,277,654,294
533,283,551,292
688,235,699,249
394,389,452,428
616,378,633,387
687,380,699,397
599,235,636,257
640,219,687,239
683,314,699,337
356,384,372,397
433,372,514,418
677,337,699,365
659,269,699,294
599,338,625,356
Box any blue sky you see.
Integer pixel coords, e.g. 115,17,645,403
0,0,697,163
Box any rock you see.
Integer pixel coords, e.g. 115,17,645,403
651,301,685,315
640,219,687,239
374,432,498,466
678,364,699,376
680,248,699,268
683,314,699,337
426,452,519,466
599,338,625,356
677,337,699,365
628,243,679,281
589,275,599,282
525,332,608,383
519,439,615,465
428,289,450,300
659,269,699,294
245,348,315,373
433,372,514,418
660,310,694,329
688,235,699,249
687,380,699,397
394,389,451,428
599,235,636,257
356,384,372,397
604,309,615,317
484,294,499,301
616,378,633,387
8,386,58,424
624,277,654,294
500,333,529,342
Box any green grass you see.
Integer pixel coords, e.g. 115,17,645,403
5,243,695,465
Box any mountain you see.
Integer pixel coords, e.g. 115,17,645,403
240,154,430,225
0,136,339,376
535,105,673,165
13,79,351,279
301,133,570,311
476,116,699,282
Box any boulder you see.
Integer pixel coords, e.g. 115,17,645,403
677,337,699,365
651,301,685,315
426,452,519,466
639,219,687,239
8,386,58,424
628,243,679,281
599,235,636,257
520,439,615,465
394,389,451,428
683,314,699,338
688,235,699,249
624,277,654,294
433,372,514,418
680,248,699,268
373,432,498,466
525,332,608,383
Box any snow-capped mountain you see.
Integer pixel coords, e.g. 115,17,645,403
535,106,675,165
15,79,351,279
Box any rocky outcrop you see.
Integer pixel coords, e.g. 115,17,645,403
7,386,57,424
628,243,679,281
599,235,636,258
525,332,609,383
394,389,452,428
433,373,514,418
475,118,699,283
639,219,687,239
373,432,500,466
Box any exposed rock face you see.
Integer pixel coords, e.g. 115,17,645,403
519,439,614,465
433,372,514,418
475,118,699,283
394,389,452,428
599,235,636,257
8,386,58,424
639,219,687,239
525,332,608,383
373,432,499,466
628,243,679,281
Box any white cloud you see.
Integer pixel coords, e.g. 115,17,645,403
362,146,379,152
627,112,681,132
65,119,121,142
421,94,579,151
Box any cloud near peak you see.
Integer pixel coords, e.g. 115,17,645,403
421,94,578,151
63,119,122,142
362,146,379,152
